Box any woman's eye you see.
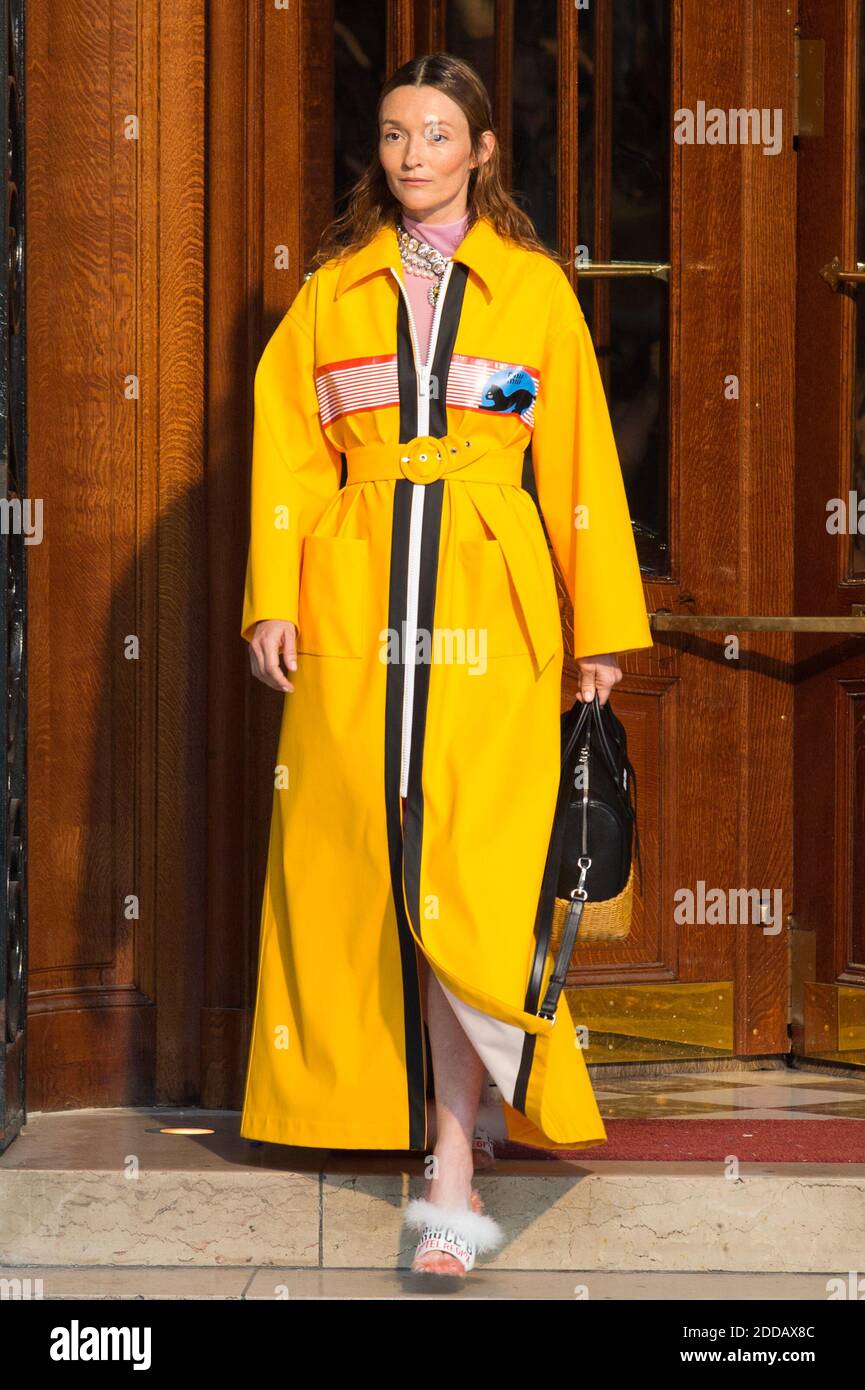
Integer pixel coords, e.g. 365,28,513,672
381,130,447,143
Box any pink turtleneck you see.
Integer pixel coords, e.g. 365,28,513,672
400,211,470,361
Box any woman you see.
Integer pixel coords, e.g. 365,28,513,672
239,52,653,1279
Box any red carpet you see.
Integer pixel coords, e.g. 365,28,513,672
500,1119,865,1164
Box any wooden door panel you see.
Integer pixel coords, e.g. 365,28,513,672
566,0,793,1058
795,0,865,1066
27,0,207,1108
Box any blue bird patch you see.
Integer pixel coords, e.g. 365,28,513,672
479,366,537,416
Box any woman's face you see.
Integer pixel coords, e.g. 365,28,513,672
378,84,494,224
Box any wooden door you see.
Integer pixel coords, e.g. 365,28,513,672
545,0,797,1065
234,0,797,1071
22,0,809,1124
794,0,865,1067
26,1,209,1112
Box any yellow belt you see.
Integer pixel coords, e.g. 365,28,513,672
344,433,525,487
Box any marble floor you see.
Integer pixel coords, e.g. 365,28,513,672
588,1065,865,1121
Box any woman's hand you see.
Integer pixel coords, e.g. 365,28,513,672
249,619,298,692
575,652,622,705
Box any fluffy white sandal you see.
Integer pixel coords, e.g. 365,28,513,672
403,1197,505,1276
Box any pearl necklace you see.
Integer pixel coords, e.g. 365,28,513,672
396,219,452,307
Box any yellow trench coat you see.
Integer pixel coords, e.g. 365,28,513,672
239,215,653,1152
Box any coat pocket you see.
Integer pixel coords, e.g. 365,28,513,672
456,537,535,658
297,535,369,658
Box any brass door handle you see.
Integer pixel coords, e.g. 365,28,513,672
576,260,671,282
819,256,865,290
651,609,865,633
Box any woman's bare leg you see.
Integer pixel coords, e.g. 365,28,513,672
416,950,487,1208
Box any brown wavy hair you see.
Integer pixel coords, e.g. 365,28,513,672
307,51,566,273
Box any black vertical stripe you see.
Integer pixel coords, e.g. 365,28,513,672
383,276,427,1149
428,263,468,426
384,481,427,1149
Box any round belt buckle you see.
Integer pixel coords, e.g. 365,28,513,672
399,435,445,484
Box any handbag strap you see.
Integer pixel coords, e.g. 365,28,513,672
525,698,593,1021
592,699,644,895
538,897,586,1021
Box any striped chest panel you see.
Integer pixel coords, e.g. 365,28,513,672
315,354,400,428
315,352,540,429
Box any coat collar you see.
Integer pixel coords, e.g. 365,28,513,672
334,213,507,301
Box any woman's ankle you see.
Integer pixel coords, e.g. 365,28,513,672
426,1150,475,1207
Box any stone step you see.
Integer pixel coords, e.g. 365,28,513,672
1,1109,863,1274
0,1266,848,1300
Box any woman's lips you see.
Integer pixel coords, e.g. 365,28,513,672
401,178,430,184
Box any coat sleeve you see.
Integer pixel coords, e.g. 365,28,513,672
531,270,654,662
240,278,343,644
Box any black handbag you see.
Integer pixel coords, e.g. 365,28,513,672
528,693,643,1023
